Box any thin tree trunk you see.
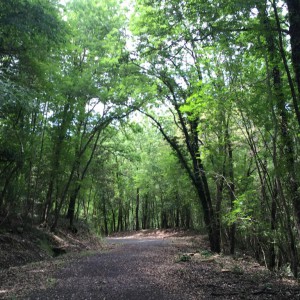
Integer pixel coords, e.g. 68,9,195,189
0,165,19,210
117,200,123,232
103,196,108,236
285,0,300,96
269,180,278,270
271,0,300,127
42,103,71,224
142,194,148,229
112,209,116,232
66,130,101,227
136,187,140,231
32,102,48,217
225,122,236,255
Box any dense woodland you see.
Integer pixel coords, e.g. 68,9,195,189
1,0,300,277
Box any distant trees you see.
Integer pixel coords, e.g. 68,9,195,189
87,121,197,235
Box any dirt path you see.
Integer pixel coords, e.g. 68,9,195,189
21,232,300,299
26,237,186,299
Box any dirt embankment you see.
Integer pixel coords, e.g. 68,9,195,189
0,222,109,299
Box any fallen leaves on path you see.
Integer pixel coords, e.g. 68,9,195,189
1,229,300,299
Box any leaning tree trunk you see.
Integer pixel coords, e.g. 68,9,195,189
141,109,221,253
65,127,101,228
194,163,221,253
190,118,221,253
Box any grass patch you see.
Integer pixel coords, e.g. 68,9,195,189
231,264,244,275
200,249,214,258
46,277,57,287
177,254,192,262
39,236,54,256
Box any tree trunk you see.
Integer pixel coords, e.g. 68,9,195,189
194,172,220,253
176,208,180,228
188,118,220,252
136,187,140,231
117,200,123,232
269,180,278,270
271,0,300,127
273,65,300,232
184,205,191,229
65,129,101,228
66,185,80,228
102,196,108,236
225,123,236,255
112,209,116,232
32,102,48,215
141,110,221,253
0,165,19,211
285,0,300,96
142,195,148,229
42,103,71,224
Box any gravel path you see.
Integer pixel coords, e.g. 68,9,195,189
24,234,300,300
26,237,190,300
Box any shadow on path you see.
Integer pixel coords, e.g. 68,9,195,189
27,237,187,300
26,235,300,300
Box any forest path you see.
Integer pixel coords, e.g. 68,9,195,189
27,234,190,299
26,231,299,300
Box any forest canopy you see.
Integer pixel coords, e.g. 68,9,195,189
1,0,300,277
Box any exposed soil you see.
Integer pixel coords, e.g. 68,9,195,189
1,229,299,299
0,222,111,299
0,220,104,270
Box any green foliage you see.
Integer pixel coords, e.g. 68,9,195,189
201,250,214,258
223,190,256,228
46,277,57,287
38,236,54,257
0,0,66,83
231,265,244,275
1,0,300,278
177,254,192,262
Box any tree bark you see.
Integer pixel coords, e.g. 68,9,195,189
117,199,123,232
66,130,101,228
142,195,148,229
135,187,140,231
190,119,221,253
101,195,108,236
42,102,71,224
225,123,236,255
285,0,300,96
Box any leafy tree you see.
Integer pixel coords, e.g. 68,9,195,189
0,0,66,217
